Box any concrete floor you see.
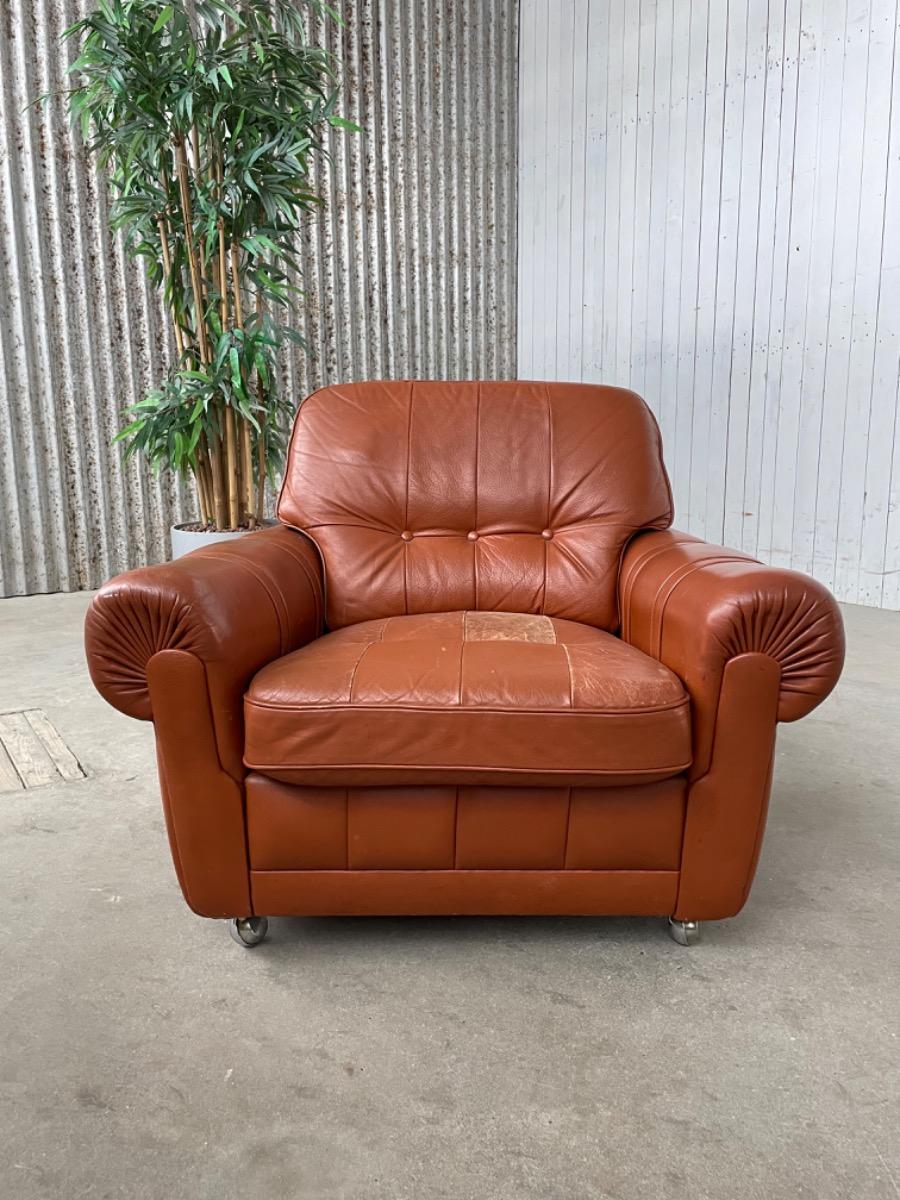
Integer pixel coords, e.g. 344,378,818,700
1,595,898,1200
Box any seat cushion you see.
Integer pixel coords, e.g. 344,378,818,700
244,611,691,786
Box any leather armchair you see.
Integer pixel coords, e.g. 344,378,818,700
85,382,844,945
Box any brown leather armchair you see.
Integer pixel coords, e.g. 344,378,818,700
85,382,844,946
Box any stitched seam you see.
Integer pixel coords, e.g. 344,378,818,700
282,543,325,634
562,786,573,868
249,869,679,879
202,530,323,626
651,556,751,659
346,643,373,704
245,696,691,715
560,643,575,707
621,539,676,642
245,761,695,776
620,535,708,640
344,787,350,869
274,389,313,515
453,785,459,868
298,518,642,533
274,527,330,627
194,554,289,654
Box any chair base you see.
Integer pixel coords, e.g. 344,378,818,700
225,913,704,948
667,917,701,946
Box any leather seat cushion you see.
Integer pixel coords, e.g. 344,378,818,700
244,611,691,786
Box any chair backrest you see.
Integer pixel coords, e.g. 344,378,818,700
278,380,673,630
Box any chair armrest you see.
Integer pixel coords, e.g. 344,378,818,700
618,530,844,777
85,524,324,780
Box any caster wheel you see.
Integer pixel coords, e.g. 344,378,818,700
667,917,701,946
228,916,269,948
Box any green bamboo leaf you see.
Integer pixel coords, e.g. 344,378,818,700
228,346,241,390
328,114,361,132
152,6,174,33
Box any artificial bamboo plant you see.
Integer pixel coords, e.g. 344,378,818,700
62,0,354,529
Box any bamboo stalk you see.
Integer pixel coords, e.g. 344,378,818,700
194,431,215,526
208,436,228,529
241,421,255,528
224,409,239,528
197,436,217,526
191,123,207,281
157,218,185,359
229,240,255,526
230,241,244,327
253,280,268,524
157,166,188,360
174,139,210,365
215,156,239,528
191,124,202,181
217,173,229,326
195,463,212,525
174,137,227,527
256,380,266,523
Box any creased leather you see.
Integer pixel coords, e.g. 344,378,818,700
277,380,673,630
244,610,692,785
618,529,844,776
85,525,324,780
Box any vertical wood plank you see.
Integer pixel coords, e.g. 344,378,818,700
518,0,900,606
865,1,900,607
688,0,728,540
520,0,900,604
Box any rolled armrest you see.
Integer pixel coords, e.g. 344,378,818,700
85,524,324,779
619,530,844,776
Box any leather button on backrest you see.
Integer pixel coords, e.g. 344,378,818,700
400,531,413,542
467,531,479,542
541,529,553,540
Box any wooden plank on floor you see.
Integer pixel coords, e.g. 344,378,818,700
0,712,58,788
24,709,85,782
0,740,23,794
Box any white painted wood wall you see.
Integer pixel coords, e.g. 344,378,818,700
518,0,900,608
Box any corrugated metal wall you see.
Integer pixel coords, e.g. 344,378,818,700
0,0,518,597
519,0,900,608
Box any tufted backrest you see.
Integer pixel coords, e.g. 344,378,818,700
277,380,673,630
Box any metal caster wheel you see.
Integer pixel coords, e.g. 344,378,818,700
228,916,269,948
667,917,701,946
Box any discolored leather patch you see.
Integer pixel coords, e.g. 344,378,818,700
463,611,556,644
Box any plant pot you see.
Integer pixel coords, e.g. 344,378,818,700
170,520,275,560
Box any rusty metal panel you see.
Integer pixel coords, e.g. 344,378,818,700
0,0,518,596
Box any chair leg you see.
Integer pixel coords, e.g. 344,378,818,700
667,917,701,946
228,916,269,947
